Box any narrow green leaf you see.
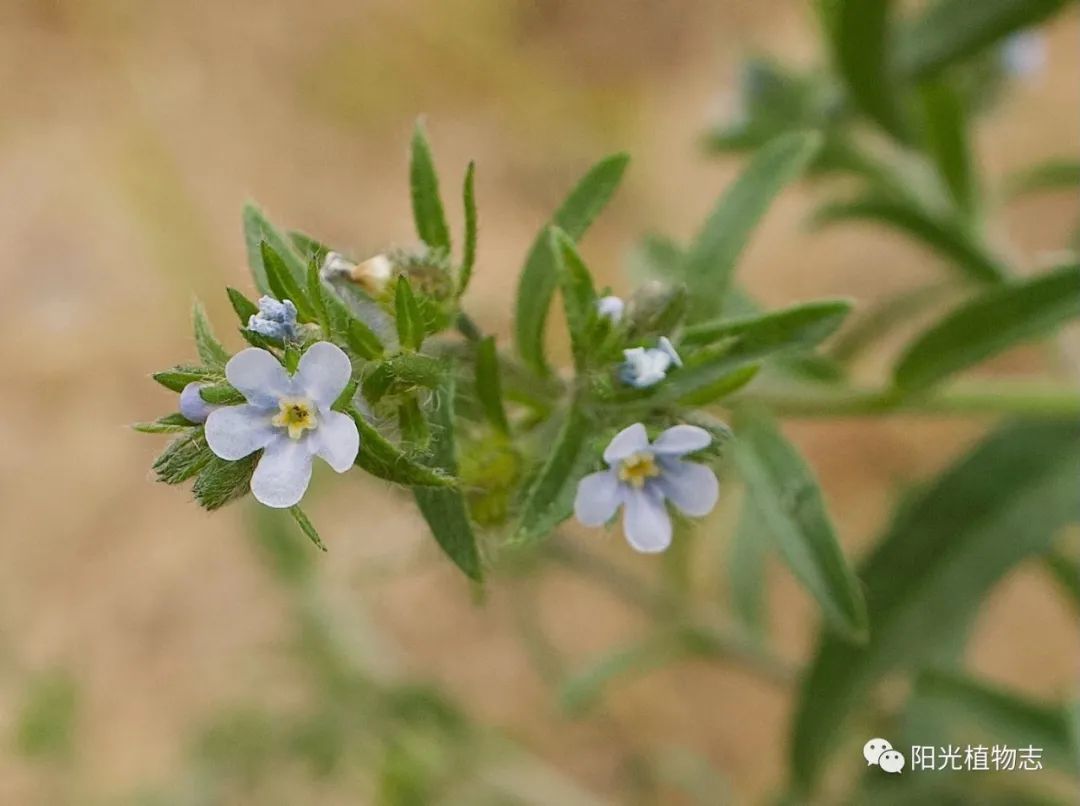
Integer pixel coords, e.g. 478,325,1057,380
733,410,867,642
830,0,908,141
918,78,977,216
550,227,599,372
412,376,483,581
394,277,424,351
895,263,1080,392
1003,158,1080,200
682,132,822,319
515,403,594,543
345,319,385,361
677,364,761,407
288,506,327,552
306,260,331,334
152,365,222,393
458,161,477,297
133,413,198,434
681,299,853,349
153,431,212,484
191,300,230,368
902,0,1068,80
347,408,454,488
198,383,246,406
193,454,257,510
791,419,1080,792
243,202,307,293
729,498,770,638
261,242,317,322
397,396,429,448
561,632,687,716
810,196,1009,283
514,153,630,375
288,230,332,266
475,336,509,435
912,668,1076,771
226,287,259,326
409,120,451,252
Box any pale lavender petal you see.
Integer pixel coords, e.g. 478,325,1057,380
309,409,360,472
574,470,623,526
226,348,292,407
658,336,682,367
651,424,711,456
179,382,215,423
251,436,313,508
622,487,673,553
204,405,276,460
657,458,719,518
294,341,352,407
603,423,649,464
596,295,625,323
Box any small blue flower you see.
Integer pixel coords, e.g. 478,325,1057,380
204,342,360,508
179,382,216,424
248,296,300,341
574,423,719,553
596,295,625,323
620,336,682,388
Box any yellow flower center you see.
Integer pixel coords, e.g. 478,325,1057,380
272,397,318,440
618,451,660,489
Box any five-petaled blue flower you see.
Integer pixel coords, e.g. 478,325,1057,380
620,336,682,388
574,423,719,553
248,296,300,342
204,342,360,508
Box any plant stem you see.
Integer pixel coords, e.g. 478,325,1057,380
546,540,797,687
736,381,1080,418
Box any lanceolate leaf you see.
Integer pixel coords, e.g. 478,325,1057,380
733,410,867,642
347,408,454,489
681,299,852,349
514,153,630,375
515,403,594,543
412,376,484,581
261,242,317,322
550,227,599,373
729,498,771,638
409,120,451,252
894,263,1080,392
394,277,425,351
810,196,1009,283
910,668,1077,772
830,0,907,142
458,161,478,297
791,419,1080,792
226,287,259,327
192,300,230,368
918,78,976,216
243,203,308,294
475,336,510,435
682,132,821,320
1003,158,1080,200
901,0,1069,80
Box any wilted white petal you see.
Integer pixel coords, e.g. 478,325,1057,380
294,341,352,407
321,251,356,280
596,295,625,323
620,347,671,388
657,458,719,517
622,487,673,553
651,424,711,456
205,405,276,460
603,423,650,464
251,436,313,508
309,409,360,472
658,336,682,367
226,348,293,407
574,470,623,526
179,382,215,423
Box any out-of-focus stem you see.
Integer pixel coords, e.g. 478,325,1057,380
736,381,1080,418
546,540,797,687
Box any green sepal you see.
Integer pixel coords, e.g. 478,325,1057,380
199,383,246,406
133,413,199,434
193,454,257,510
152,365,223,393
226,287,259,326
347,408,455,488
289,506,327,552
394,277,425,351
192,300,230,368
261,241,317,322
153,431,213,484
409,120,452,252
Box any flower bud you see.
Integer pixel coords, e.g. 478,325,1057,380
625,281,687,336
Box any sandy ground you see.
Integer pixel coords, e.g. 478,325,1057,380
1,1,1077,803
